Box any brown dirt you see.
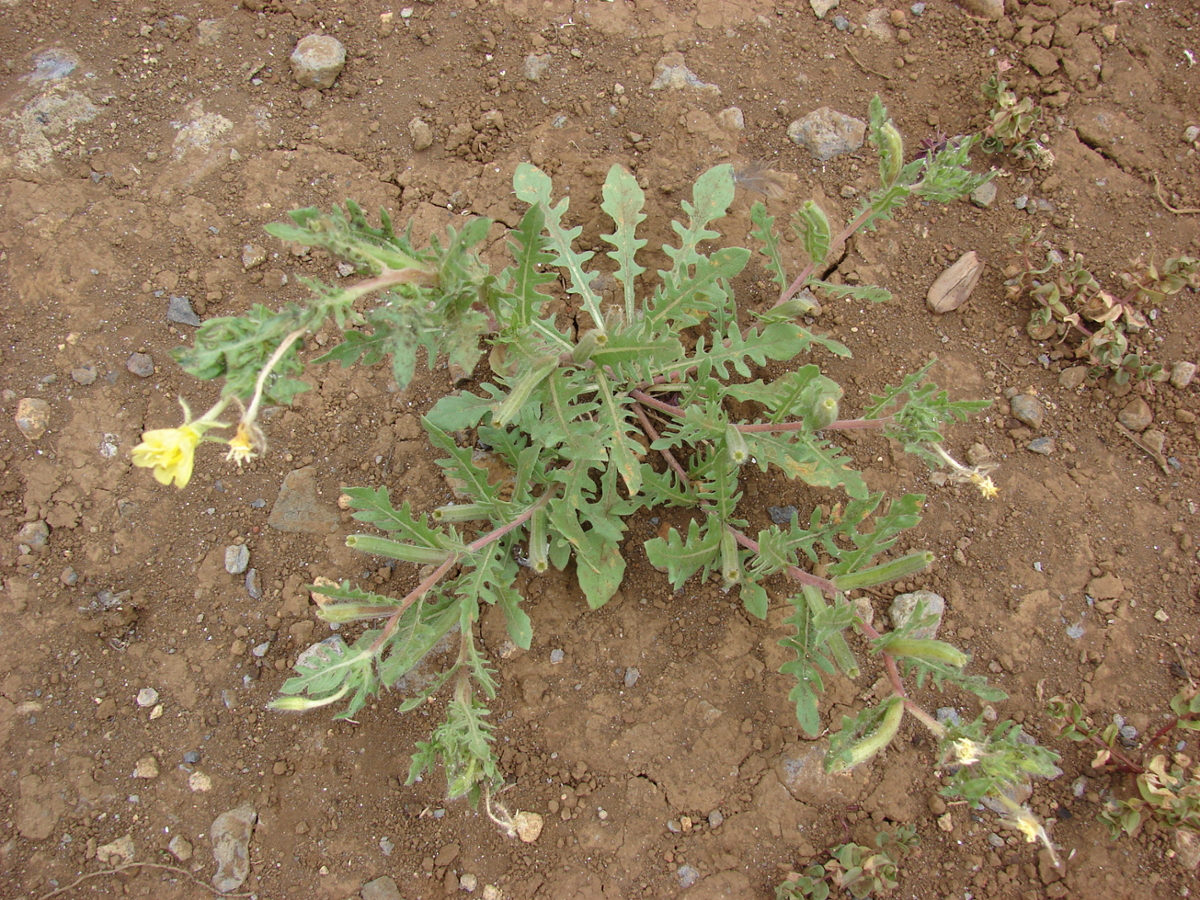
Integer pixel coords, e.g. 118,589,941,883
2,1,1200,898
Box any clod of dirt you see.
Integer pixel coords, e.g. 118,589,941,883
210,801,257,894
126,352,155,377
96,834,136,866
956,0,1003,21
267,466,340,533
649,53,720,94
926,251,984,313
290,35,346,90
409,117,434,151
14,397,49,439
787,107,866,161
362,875,403,900
168,835,193,862
809,0,839,20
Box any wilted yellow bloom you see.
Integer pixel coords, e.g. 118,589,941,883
225,422,259,466
132,424,203,488
952,737,984,766
972,474,999,500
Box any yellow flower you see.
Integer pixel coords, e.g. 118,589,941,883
952,738,984,766
132,424,202,488
972,473,999,500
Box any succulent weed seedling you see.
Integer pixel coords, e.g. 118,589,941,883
134,97,1058,849
1007,228,1200,386
776,824,919,900
980,75,1052,168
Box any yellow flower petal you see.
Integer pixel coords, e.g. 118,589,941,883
131,424,201,488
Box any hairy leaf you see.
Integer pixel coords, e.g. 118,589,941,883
600,164,649,322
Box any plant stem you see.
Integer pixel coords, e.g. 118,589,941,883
729,527,839,595
776,206,875,307
629,389,684,418
856,616,910,700
631,402,690,485
824,416,893,431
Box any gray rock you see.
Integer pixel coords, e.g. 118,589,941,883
16,520,49,549
1118,398,1152,432
810,0,839,18
362,875,403,900
523,53,552,81
136,687,159,707
167,295,201,326
956,0,1003,19
708,809,724,828
831,15,852,31
677,865,701,889
71,363,98,385
210,802,257,894
224,544,250,575
1010,394,1045,429
168,835,193,862
768,505,798,525
787,107,866,161
268,466,340,534
126,352,155,377
409,117,433,151
241,244,267,269
15,398,50,439
1170,361,1196,390
290,34,346,89
649,53,720,94
715,107,744,132
889,590,945,639
623,667,640,688
246,568,262,599
1027,437,1055,455
970,180,998,208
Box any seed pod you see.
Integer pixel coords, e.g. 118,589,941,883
345,534,454,565
927,251,984,313
833,550,934,592
720,528,742,588
433,503,491,523
884,638,970,668
725,423,750,467
810,393,840,430
878,122,905,187
528,508,550,574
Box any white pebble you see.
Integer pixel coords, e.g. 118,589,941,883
136,688,159,708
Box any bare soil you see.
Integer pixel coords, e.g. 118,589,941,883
2,1,1200,898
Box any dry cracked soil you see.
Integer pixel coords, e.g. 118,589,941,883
1,1,1200,899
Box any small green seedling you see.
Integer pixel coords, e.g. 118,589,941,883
777,825,920,900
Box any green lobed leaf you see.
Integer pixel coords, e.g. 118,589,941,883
645,517,723,589
600,164,650,322
749,201,789,294
793,201,832,269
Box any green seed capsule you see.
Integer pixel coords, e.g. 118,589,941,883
885,638,970,669
811,394,840,430
725,424,750,467
879,122,905,187
345,534,454,565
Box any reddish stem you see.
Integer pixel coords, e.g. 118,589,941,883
629,389,684,418
776,206,875,307
631,402,690,486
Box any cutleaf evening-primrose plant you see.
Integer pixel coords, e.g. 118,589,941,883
133,98,1059,853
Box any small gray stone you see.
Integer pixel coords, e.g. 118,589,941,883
1010,394,1045,429
549,648,565,665
362,875,404,900
715,107,744,132
210,802,257,894
1027,437,1055,455
136,688,159,708
831,15,851,30
523,53,552,81
16,520,49,549
810,0,839,18
71,363,98,385
251,641,270,658
1058,366,1089,390
167,295,201,326
409,117,433,151
677,865,701,889
224,544,250,575
890,590,945,639
290,34,346,89
1142,429,1166,455
1118,397,1152,432
623,667,640,688
268,466,340,534
970,180,998,208
708,809,724,828
936,707,963,727
649,53,721,93
15,398,50,439
1170,361,1196,390
126,352,155,377
245,568,262,599
183,749,202,765
768,505,798,525
1014,195,1028,210
787,107,866,161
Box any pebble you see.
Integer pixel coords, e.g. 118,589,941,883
970,180,998,208
251,641,270,657
168,835,193,862
246,568,262,598
183,749,202,765
225,544,250,575
1170,361,1196,390
623,667,640,688
1010,394,1045,429
71,363,98,385
460,872,478,892
409,117,433,151
831,15,851,31
649,53,721,93
290,34,346,89
956,0,1003,19
96,834,136,866
936,707,963,727
133,756,160,779
769,505,798,525
1058,366,1089,390
136,687,159,707
14,397,50,439
787,107,866,161
890,590,945,639
268,467,340,534
188,771,212,792
1117,397,1152,432
16,520,49,549
550,648,565,664
167,295,201,326
126,352,155,377
715,106,744,132
241,244,267,269
677,865,701,889
523,53,552,81
1027,437,1055,455
60,566,78,585
809,0,839,18
514,811,543,843
708,809,724,828
362,875,404,900
210,802,257,894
